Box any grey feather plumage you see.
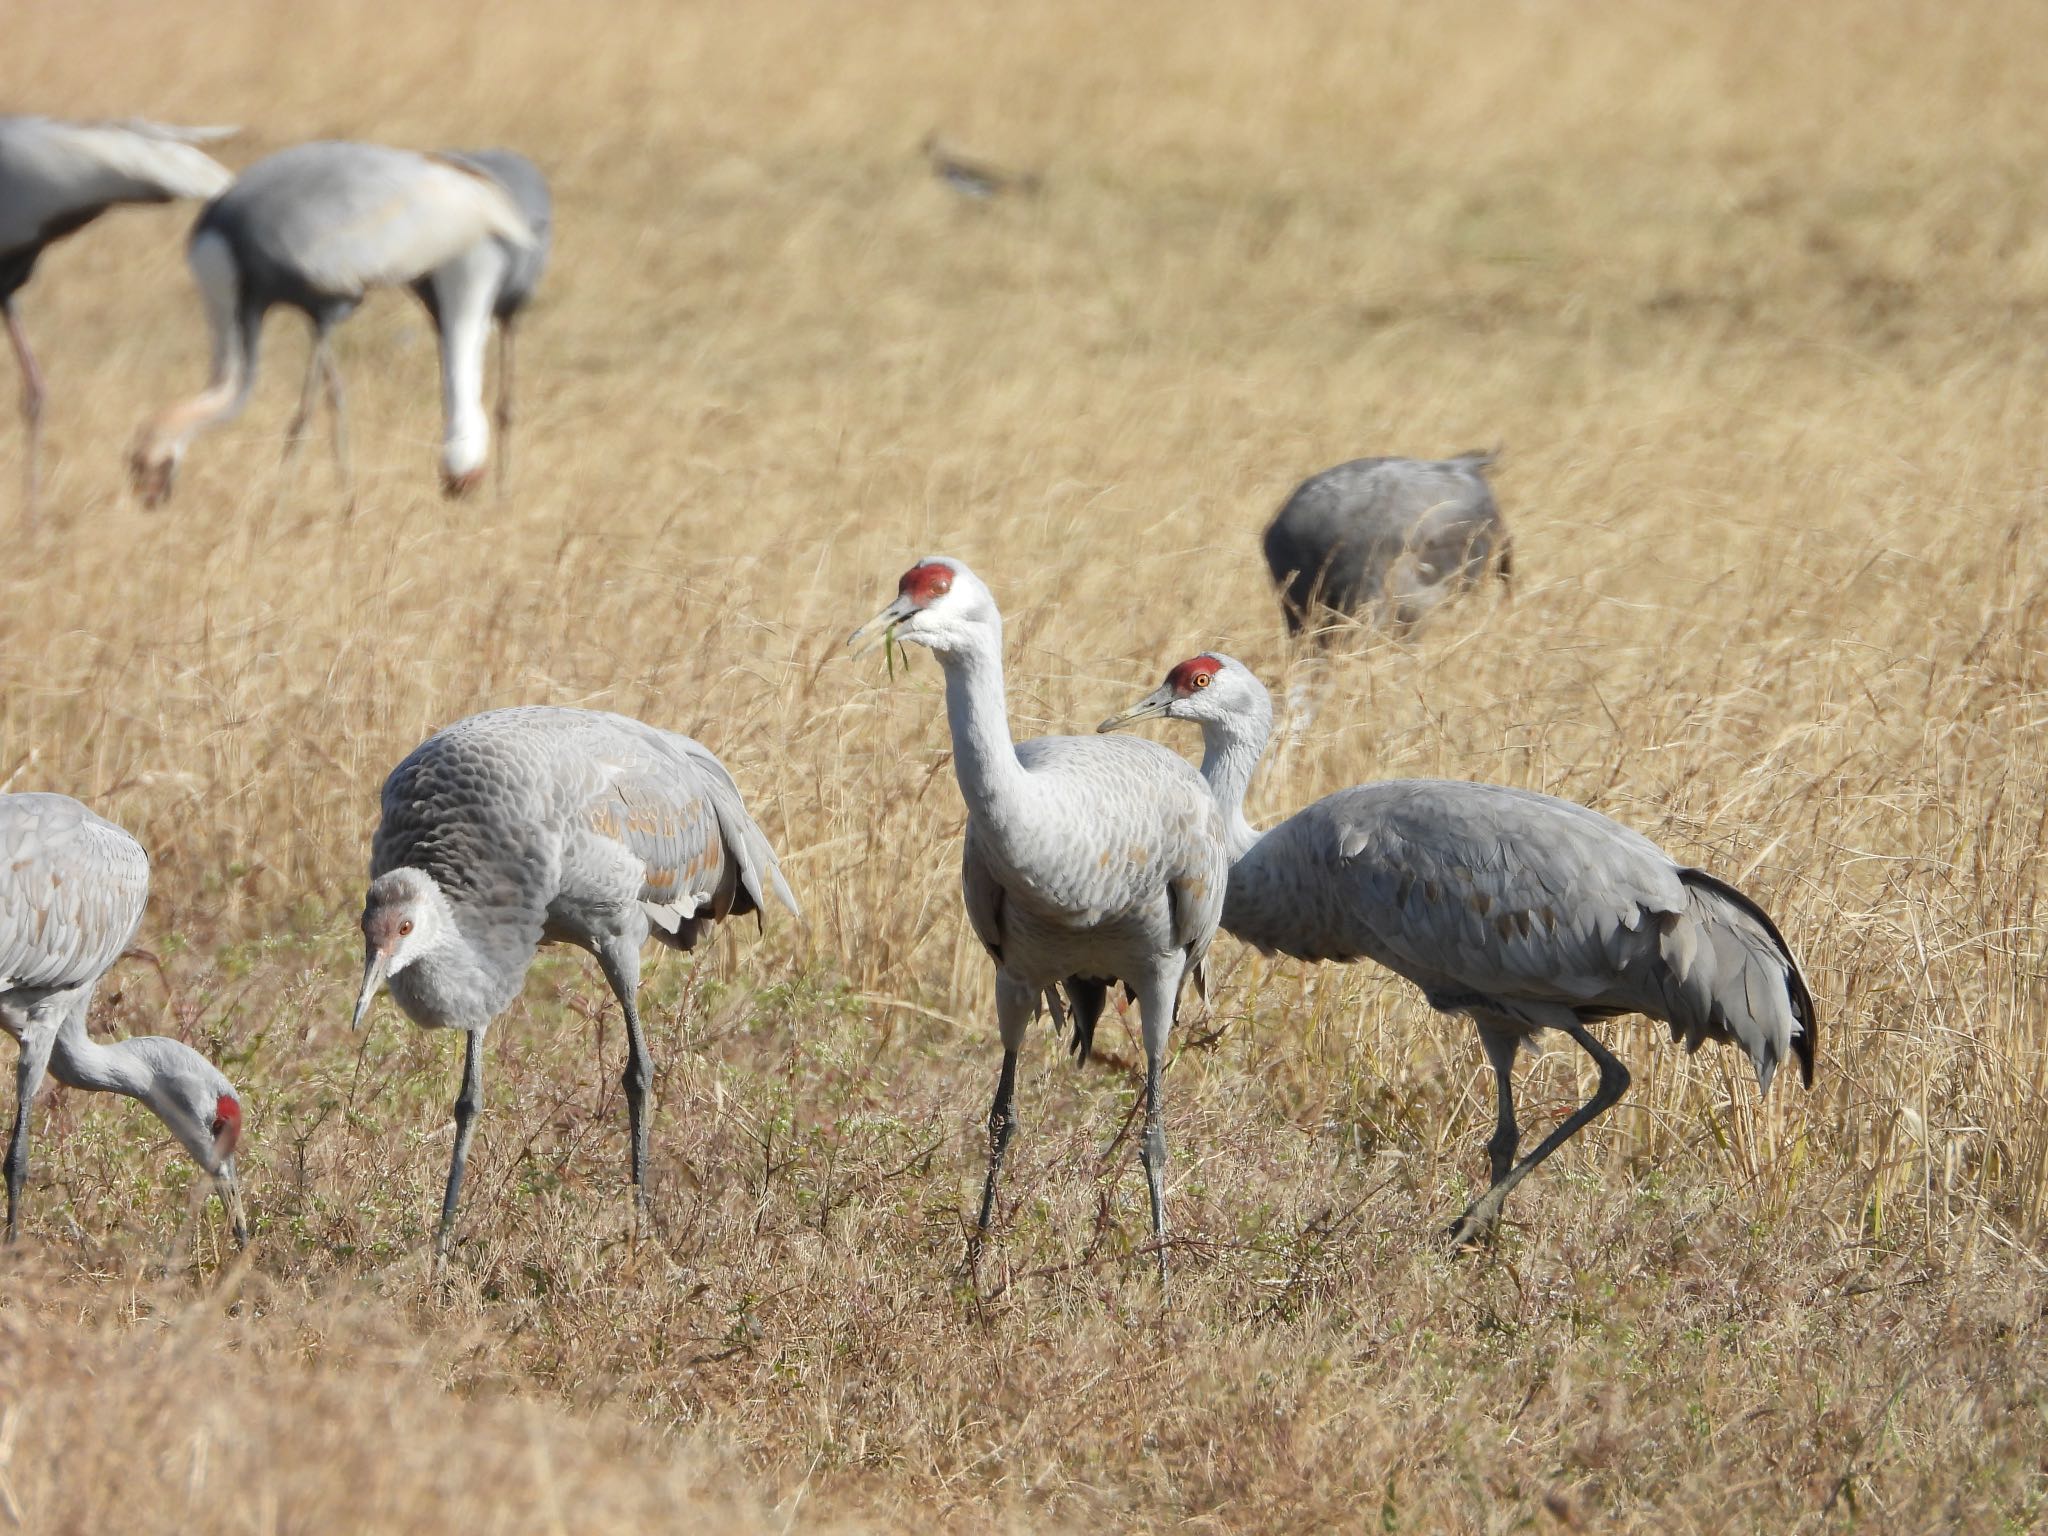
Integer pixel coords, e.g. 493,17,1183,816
0,793,149,994
1262,452,1511,638
850,557,1226,1286
357,705,797,1261
1100,654,1814,1247
1226,779,1813,1094
0,792,245,1243
420,149,551,319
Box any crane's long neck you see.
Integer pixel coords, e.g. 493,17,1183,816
138,233,258,462
430,242,507,488
46,1009,157,1102
935,623,1035,825
1200,713,1272,862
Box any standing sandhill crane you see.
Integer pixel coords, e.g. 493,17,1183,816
129,140,538,510
0,793,246,1243
411,149,552,495
0,115,234,520
1263,452,1511,640
1100,654,1815,1246
349,707,799,1264
851,559,1226,1285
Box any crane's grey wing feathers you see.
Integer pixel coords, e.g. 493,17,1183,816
0,115,232,253
0,794,149,995
962,846,1005,962
1228,779,1810,1090
215,142,532,300
1263,455,1505,631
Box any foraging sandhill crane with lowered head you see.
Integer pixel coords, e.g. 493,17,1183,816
130,140,539,510
350,707,799,1264
0,793,246,1243
410,149,552,494
851,559,1227,1285
0,115,234,519
1100,654,1815,1246
1263,452,1511,639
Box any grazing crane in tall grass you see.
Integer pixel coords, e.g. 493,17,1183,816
350,707,798,1265
0,115,234,520
0,793,246,1243
1101,653,1815,1246
1263,452,1511,640
130,140,539,509
852,558,1226,1286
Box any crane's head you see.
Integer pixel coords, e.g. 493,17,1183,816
849,557,998,659
353,868,455,1029
1098,653,1271,735
130,1038,250,1246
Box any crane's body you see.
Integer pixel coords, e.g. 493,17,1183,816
0,115,233,518
412,148,552,493
851,559,1225,1285
1263,452,1510,638
0,792,245,1242
351,706,798,1262
129,140,539,508
1100,655,1814,1245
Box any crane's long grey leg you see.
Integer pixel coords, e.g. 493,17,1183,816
5,1010,60,1242
1474,1022,1523,1186
5,298,43,524
494,319,515,498
1135,970,1178,1289
967,975,1034,1270
317,342,353,510
436,1027,488,1266
279,328,325,484
592,938,652,1208
1448,1015,1630,1249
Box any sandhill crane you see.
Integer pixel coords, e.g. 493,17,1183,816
851,559,1226,1285
1263,452,1511,640
410,149,552,494
129,140,538,510
0,793,246,1243
1100,654,1815,1246
0,115,234,520
349,706,799,1264
920,133,1042,200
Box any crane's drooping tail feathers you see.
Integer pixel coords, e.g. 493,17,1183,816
679,741,800,923
1057,978,1110,1062
71,122,235,203
1657,868,1816,1093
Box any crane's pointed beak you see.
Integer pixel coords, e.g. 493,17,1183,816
216,1157,248,1247
848,595,915,657
352,949,389,1030
1098,684,1177,733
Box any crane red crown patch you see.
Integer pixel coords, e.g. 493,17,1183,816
898,562,955,605
1167,655,1224,693
212,1095,242,1155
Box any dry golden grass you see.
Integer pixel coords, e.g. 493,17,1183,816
3,0,2048,1528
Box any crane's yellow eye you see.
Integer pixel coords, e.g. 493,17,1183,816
1193,672,1211,688
398,919,414,937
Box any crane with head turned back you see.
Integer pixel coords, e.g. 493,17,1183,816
0,793,246,1244
1100,653,1815,1247
129,140,540,510
0,114,234,521
350,706,798,1267
851,559,1227,1288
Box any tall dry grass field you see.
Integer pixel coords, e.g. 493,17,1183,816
2,0,2046,1528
